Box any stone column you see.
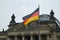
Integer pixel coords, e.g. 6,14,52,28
22,35,24,40
51,32,57,40
39,35,41,40
15,36,17,40
30,35,33,40
7,36,10,40
47,35,49,40
7,38,10,40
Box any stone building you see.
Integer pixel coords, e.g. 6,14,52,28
0,10,60,40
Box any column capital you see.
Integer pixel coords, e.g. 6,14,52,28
15,36,17,40
47,35,49,40
30,35,33,40
39,35,41,40
7,38,10,40
22,35,24,40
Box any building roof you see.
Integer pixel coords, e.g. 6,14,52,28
4,10,60,32
39,14,50,21
0,14,60,34
22,14,60,31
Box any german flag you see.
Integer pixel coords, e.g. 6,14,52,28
23,7,39,26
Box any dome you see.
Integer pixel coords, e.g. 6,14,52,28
22,14,60,28
38,14,50,21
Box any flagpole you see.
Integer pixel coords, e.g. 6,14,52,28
38,5,40,18
37,4,40,23
38,4,41,40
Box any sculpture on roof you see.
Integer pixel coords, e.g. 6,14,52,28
8,14,16,27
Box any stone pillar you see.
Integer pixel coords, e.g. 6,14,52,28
7,36,10,40
7,38,10,40
51,32,57,40
22,35,24,40
47,35,49,40
30,35,33,40
39,35,41,40
15,36,17,40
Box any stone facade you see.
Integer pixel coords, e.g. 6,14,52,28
0,10,60,40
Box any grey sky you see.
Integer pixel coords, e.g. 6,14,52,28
0,0,60,31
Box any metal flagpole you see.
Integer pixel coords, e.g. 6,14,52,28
38,4,41,40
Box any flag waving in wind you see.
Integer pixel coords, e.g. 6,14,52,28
23,7,39,26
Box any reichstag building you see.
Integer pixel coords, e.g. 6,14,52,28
0,10,60,40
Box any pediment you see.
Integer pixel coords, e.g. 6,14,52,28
7,22,57,33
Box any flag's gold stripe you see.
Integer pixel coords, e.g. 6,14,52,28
24,15,39,25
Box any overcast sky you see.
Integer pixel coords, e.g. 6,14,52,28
0,0,60,31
